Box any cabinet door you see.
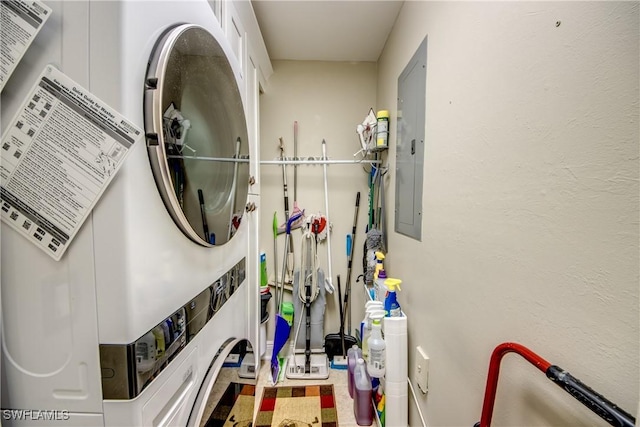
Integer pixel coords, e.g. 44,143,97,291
246,49,260,196
224,1,245,83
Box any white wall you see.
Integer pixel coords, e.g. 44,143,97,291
377,2,639,426
259,60,376,341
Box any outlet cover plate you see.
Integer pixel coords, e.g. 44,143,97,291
415,346,429,393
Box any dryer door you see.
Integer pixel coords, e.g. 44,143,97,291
144,24,249,247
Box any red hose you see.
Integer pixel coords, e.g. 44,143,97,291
478,342,551,427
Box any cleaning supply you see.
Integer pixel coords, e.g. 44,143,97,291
353,358,373,426
375,268,388,303
260,252,268,287
375,385,386,426
384,278,403,317
373,251,385,282
362,308,385,363
376,110,389,149
282,302,294,326
347,344,363,398
360,301,383,339
366,312,386,378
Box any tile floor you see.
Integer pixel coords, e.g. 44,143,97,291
255,358,361,426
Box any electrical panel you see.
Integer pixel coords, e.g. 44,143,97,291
395,36,427,241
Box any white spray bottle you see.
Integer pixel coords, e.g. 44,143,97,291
366,311,386,378
362,308,385,364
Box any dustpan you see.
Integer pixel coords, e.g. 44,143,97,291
270,315,290,383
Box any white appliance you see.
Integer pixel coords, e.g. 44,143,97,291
1,1,260,426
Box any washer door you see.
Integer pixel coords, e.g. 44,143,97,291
144,24,249,247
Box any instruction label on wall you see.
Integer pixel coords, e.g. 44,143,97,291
0,65,142,261
0,0,52,91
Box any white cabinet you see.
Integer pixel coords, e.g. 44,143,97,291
213,0,273,361
224,1,245,81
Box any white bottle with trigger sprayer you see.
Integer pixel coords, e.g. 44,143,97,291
366,311,386,378
362,307,384,363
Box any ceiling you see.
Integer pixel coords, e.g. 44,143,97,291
251,1,405,62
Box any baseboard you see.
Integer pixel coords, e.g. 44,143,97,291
263,340,273,360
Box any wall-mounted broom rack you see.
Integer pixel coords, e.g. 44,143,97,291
261,158,381,166
168,154,381,166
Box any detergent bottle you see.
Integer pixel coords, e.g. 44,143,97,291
362,308,385,363
384,278,403,317
366,311,386,378
347,344,363,398
353,358,373,426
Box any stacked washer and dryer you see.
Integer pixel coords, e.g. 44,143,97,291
1,1,264,425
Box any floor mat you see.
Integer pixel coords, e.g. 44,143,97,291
205,382,255,427
255,384,338,427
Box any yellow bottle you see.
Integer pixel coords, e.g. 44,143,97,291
374,251,385,281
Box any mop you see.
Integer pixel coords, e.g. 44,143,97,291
277,138,304,280
270,211,304,384
286,218,329,380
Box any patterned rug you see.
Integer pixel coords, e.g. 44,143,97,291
255,385,338,427
205,382,255,427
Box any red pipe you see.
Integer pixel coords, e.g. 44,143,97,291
478,342,551,427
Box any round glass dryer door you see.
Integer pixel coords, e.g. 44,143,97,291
144,24,249,246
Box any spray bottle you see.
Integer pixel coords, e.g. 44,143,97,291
366,311,386,378
384,278,403,317
360,301,383,342
373,251,385,282
362,308,385,363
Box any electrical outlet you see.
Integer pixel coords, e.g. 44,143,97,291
414,346,429,394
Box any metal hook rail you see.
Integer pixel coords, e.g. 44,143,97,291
475,342,635,427
167,155,381,166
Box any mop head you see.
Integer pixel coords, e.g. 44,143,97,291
365,229,383,284
366,228,383,250
277,206,305,234
304,213,329,241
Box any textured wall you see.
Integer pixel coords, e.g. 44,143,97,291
376,2,639,425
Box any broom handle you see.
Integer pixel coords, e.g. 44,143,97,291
337,275,346,357
322,140,333,291
345,192,360,334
